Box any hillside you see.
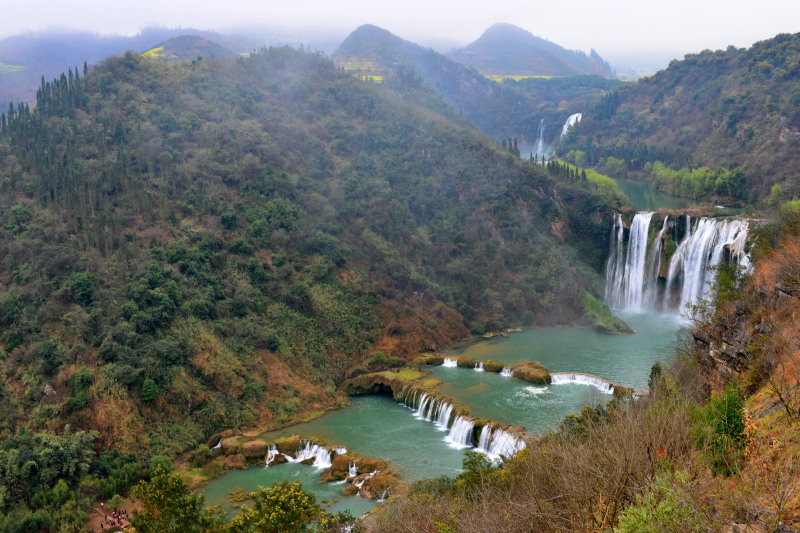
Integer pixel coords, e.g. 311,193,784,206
141,35,239,61
562,32,800,202
450,23,615,79
0,46,629,526
333,24,617,145
0,27,256,105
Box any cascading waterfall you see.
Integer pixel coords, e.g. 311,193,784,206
434,402,454,431
550,372,614,394
605,212,750,313
474,362,484,372
500,367,513,377
442,357,458,367
265,444,278,466
476,424,527,459
446,416,475,448
347,461,358,479
292,441,333,469
414,393,430,420
561,113,582,136
534,119,546,155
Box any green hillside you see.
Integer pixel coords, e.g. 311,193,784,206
141,35,240,61
0,46,624,527
562,32,800,202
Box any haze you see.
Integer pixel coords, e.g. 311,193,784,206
3,0,799,70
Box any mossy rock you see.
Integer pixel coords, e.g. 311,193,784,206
359,471,400,500
241,439,267,459
358,458,388,474
424,355,444,366
274,435,303,454
219,454,247,470
580,289,634,335
482,360,504,373
342,484,359,496
512,361,551,384
456,356,476,368
323,455,353,482
220,437,243,455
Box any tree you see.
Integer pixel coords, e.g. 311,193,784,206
225,481,324,533
141,378,159,402
131,467,223,533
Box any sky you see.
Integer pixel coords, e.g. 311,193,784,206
3,0,799,70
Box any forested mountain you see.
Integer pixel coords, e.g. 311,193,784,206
0,45,626,525
450,23,615,79
0,27,256,105
562,32,800,202
333,24,617,144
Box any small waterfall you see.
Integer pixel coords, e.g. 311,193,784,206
534,119,546,155
293,441,333,469
561,112,582,136
414,393,430,419
434,402,454,431
474,362,485,372
446,416,475,448
212,439,222,450
476,424,526,459
500,367,513,377
442,357,458,367
347,461,358,479
334,447,348,455
550,372,614,394
265,444,278,466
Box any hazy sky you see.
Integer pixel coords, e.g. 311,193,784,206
3,0,799,68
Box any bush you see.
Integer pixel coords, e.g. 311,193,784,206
692,384,748,476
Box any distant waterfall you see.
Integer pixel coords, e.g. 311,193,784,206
534,119,546,155
434,402,454,431
561,113,582,136
474,362,484,372
293,441,333,469
442,358,458,367
500,367,513,377
550,372,614,394
476,424,527,459
605,212,750,313
265,444,278,466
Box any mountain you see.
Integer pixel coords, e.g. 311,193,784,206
141,35,239,61
333,24,618,146
561,33,800,202
450,23,615,79
0,27,256,105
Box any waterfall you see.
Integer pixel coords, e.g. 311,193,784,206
212,439,222,450
347,461,358,479
534,119,546,155
561,113,582,136
265,444,278,466
474,362,484,372
293,441,333,469
500,367,513,377
550,372,614,394
414,393,430,419
334,447,348,455
446,416,475,448
665,217,750,311
605,212,750,313
434,402,454,431
476,424,526,459
442,358,458,367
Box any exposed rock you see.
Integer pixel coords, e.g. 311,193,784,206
241,439,267,459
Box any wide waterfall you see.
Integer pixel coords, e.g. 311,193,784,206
561,113,582,136
442,357,458,367
292,441,333,469
605,212,750,313
550,372,614,394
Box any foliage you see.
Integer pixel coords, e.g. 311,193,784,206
225,481,324,533
692,384,749,476
131,466,223,533
614,471,704,533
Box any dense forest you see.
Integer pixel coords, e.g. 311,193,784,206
562,32,800,202
0,46,626,528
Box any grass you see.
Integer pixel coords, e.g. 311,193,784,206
0,62,27,74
